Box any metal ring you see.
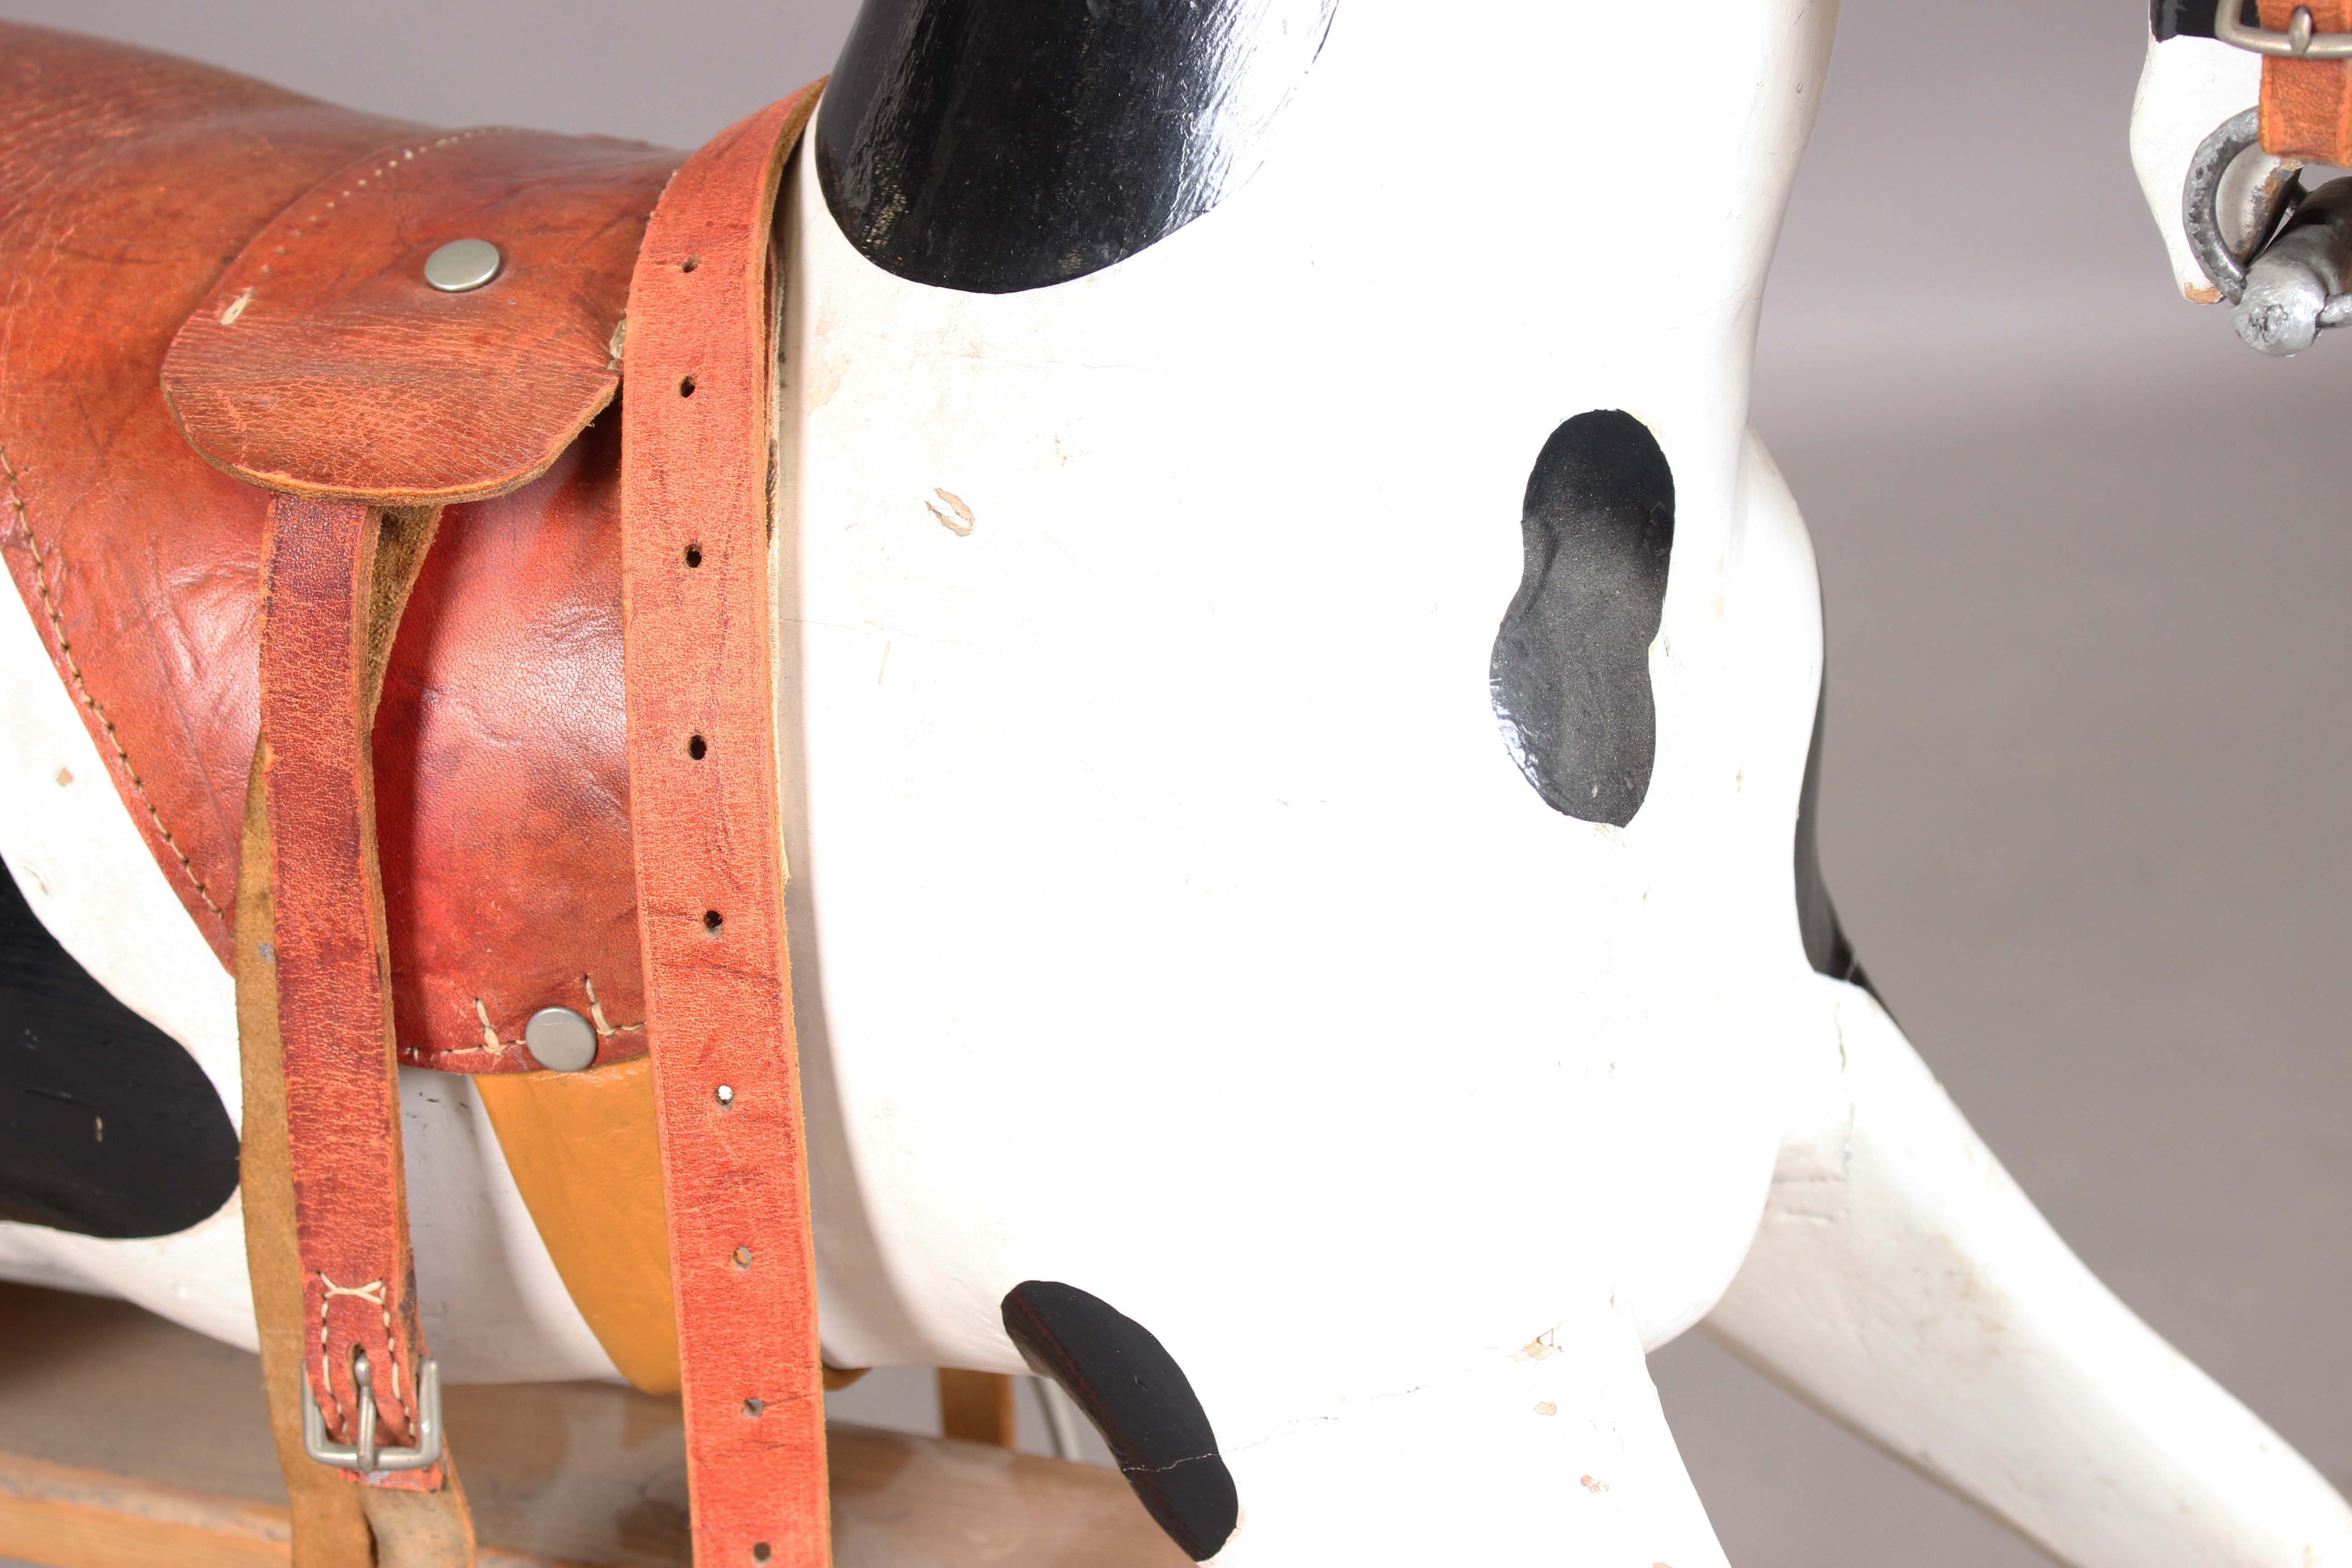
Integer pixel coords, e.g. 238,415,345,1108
2185,108,2352,348
2183,108,2290,302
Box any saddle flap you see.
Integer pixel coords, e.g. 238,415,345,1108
163,128,680,505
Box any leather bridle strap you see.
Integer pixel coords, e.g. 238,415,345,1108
2259,0,2352,162
620,84,828,1567
259,496,450,1490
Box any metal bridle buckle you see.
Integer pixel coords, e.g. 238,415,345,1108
301,1351,444,1473
2216,2,2352,57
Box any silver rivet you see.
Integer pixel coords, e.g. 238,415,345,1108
424,238,502,293
715,1084,735,1107
524,1006,598,1072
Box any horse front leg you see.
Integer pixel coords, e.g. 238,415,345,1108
1209,1291,1730,1567
1707,978,2352,1566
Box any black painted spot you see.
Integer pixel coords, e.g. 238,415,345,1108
1002,1281,1236,1560
0,856,239,1238
2153,0,2239,39
1490,411,1675,827
818,0,1336,294
1794,675,1879,1001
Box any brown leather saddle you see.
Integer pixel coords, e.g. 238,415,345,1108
0,24,827,1567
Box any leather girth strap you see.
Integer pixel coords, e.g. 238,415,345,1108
620,85,830,1568
2259,0,2352,163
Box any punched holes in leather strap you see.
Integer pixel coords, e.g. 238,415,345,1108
620,83,829,1568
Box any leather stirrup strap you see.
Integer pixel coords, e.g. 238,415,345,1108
240,732,476,1568
259,497,458,1503
235,744,379,1568
2259,0,2352,162
175,106,666,1568
620,83,827,1568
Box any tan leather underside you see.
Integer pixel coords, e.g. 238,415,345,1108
475,1063,682,1394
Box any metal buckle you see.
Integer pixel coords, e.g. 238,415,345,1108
301,1351,444,1473
2215,2,2352,58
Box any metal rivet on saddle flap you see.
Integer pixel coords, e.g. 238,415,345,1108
423,238,502,293
524,1006,598,1072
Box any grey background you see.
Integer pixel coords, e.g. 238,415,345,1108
4,1,2348,1563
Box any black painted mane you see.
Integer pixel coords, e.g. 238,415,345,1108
818,0,1336,294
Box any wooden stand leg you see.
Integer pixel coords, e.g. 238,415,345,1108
0,1279,1190,1568
936,1372,1018,1449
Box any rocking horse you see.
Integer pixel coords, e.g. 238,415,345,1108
0,2,2346,1564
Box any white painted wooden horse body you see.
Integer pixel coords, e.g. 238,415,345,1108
1,3,2347,1563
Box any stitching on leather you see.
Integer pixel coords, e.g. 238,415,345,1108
580,974,646,1038
315,1272,416,1439
0,446,226,920
236,129,512,310
313,1278,345,1428
456,978,646,1057
314,1272,382,1429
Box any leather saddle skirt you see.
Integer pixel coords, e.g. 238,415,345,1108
0,22,652,1075
1,26,838,1562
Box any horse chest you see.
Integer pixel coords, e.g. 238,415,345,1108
777,252,1823,1365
